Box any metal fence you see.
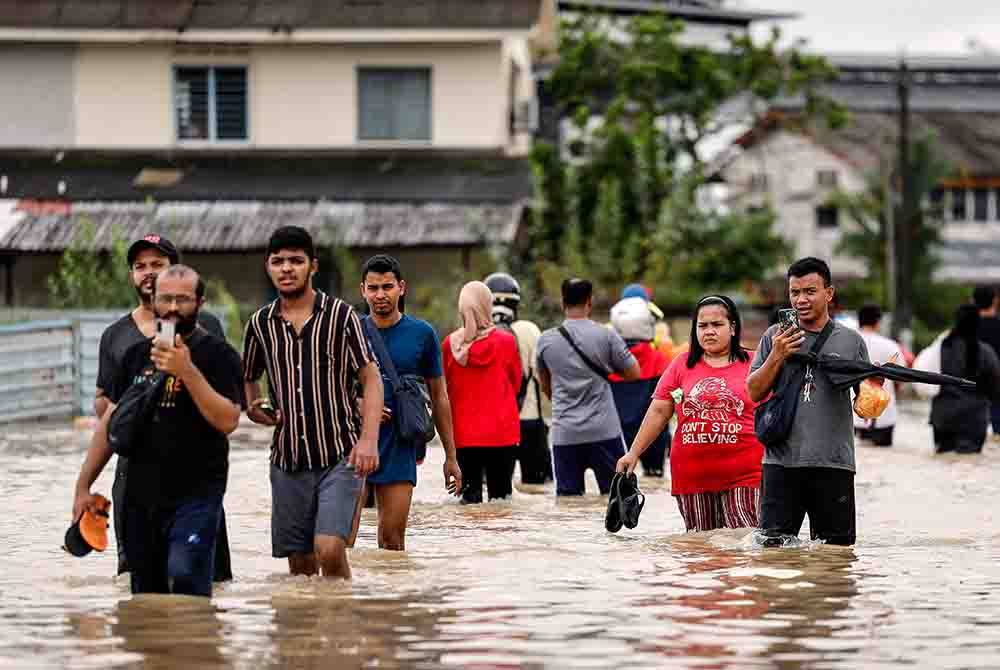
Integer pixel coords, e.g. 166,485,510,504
0,310,232,423
0,319,81,423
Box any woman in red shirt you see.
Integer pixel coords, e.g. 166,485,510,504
443,281,522,504
617,295,763,531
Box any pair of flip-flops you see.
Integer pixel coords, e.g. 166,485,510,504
605,472,645,533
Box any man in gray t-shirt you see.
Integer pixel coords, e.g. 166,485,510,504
537,278,640,495
747,258,872,546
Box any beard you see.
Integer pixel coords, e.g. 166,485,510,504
134,280,155,305
160,309,200,336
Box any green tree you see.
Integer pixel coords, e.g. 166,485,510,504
526,13,844,308
47,221,135,309
833,136,962,347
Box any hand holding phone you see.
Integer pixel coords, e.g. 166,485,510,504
155,319,175,347
777,308,799,333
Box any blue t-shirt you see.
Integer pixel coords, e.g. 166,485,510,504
367,314,443,484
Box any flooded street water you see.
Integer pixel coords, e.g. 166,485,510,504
2,400,999,669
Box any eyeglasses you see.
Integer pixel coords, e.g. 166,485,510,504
154,294,197,307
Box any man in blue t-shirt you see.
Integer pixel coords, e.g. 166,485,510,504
357,255,463,549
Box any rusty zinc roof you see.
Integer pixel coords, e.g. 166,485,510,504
0,200,524,252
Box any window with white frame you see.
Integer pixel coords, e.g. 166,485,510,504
174,66,248,142
357,68,431,141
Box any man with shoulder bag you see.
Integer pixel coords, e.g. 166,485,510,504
748,258,874,547
536,279,641,496
72,266,243,596
358,255,463,550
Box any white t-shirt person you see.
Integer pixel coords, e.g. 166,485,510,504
854,330,903,430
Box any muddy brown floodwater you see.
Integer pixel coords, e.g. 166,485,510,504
1,400,999,669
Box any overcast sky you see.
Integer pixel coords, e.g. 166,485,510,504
739,1,1000,55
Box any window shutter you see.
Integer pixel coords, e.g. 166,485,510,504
175,67,209,140
359,71,393,140
214,67,248,140
394,70,430,141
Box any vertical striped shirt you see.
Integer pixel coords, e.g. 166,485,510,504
243,291,374,472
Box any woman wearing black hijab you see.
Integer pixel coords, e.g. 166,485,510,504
931,304,1000,454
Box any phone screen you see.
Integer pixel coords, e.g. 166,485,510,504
778,309,799,331
156,319,175,346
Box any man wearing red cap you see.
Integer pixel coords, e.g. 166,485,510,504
94,234,232,581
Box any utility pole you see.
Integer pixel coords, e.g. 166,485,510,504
893,58,914,347
883,150,895,325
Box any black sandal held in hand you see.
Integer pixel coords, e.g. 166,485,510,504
617,472,645,529
605,472,625,532
605,472,645,532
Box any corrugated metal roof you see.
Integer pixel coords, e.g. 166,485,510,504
0,200,523,252
0,1,542,30
805,111,1000,176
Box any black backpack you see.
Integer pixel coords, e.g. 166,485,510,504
107,371,167,457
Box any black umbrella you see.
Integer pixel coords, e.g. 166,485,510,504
803,357,977,393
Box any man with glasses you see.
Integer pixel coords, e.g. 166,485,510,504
94,235,233,580
73,265,243,596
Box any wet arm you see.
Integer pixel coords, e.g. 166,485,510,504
538,366,552,399
181,364,241,435
94,389,110,418
747,355,783,403
357,361,384,443
74,407,115,499
427,376,458,462
619,361,642,382
625,398,674,458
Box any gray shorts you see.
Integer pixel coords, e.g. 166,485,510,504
270,459,364,558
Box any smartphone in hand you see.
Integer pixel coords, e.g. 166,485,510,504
777,308,799,332
155,319,175,347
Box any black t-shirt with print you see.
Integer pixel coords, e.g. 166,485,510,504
108,329,243,507
96,311,225,395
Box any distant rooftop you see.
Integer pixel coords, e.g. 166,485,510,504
0,0,542,31
558,0,796,24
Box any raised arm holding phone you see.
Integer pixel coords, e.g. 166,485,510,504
72,265,243,597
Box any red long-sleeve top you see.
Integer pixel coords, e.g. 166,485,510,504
442,330,522,448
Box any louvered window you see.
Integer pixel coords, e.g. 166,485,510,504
174,66,248,142
358,68,431,141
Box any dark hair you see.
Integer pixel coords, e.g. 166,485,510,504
267,226,316,260
562,278,593,307
686,295,750,368
361,254,406,313
157,264,206,299
788,257,832,287
944,304,981,379
858,303,882,328
361,254,403,282
973,285,996,310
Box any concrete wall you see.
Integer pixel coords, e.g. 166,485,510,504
723,130,869,278
0,45,76,147
65,41,517,150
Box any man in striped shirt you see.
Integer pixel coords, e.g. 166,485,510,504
243,227,383,579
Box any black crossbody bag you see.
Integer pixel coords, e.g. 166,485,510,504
754,320,835,450
558,325,612,380
363,317,436,444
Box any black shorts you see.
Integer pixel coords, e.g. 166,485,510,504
759,464,856,546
